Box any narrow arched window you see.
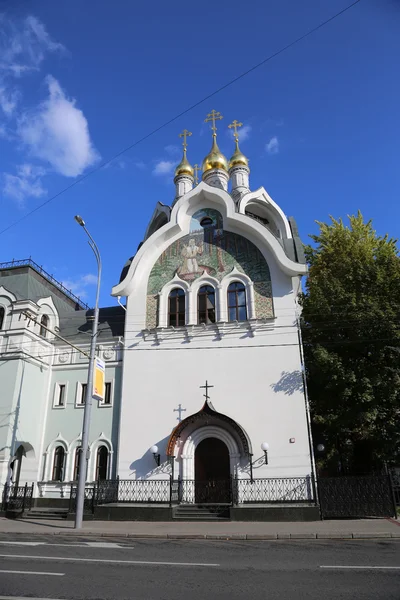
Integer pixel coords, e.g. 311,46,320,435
227,282,247,322
52,446,65,481
40,314,49,337
198,285,216,324
0,306,4,330
96,446,109,481
168,288,185,327
73,447,82,481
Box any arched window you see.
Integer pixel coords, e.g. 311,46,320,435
52,446,65,481
40,314,49,338
96,446,109,481
227,282,247,322
198,285,216,324
0,306,4,330
73,447,82,481
168,288,185,327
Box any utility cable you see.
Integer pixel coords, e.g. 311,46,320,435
0,0,362,237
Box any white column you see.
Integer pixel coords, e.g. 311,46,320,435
174,175,194,201
229,166,250,203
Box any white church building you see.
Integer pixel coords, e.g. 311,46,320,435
0,112,318,520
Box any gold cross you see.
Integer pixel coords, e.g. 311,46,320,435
204,109,223,134
228,120,243,142
179,129,192,149
193,164,201,185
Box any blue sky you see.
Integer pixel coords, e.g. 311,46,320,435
0,0,398,306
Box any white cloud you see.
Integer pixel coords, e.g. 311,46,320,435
3,163,47,206
164,144,180,156
80,274,97,285
153,160,175,176
228,124,251,142
266,136,279,155
0,14,65,73
0,85,19,116
17,75,100,177
60,273,97,299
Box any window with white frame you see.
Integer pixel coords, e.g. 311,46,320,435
103,382,112,405
168,288,186,327
0,306,4,330
227,282,247,322
80,383,87,404
198,285,216,324
73,447,82,481
53,383,66,408
95,445,109,480
51,446,65,481
76,382,87,407
39,314,49,337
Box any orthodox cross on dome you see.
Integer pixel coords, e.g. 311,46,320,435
174,403,186,422
228,120,243,143
193,164,201,185
200,380,214,402
179,129,192,150
205,110,223,136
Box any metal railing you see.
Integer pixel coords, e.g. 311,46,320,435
318,474,396,519
71,476,315,511
0,259,89,310
235,477,314,503
1,483,34,512
69,485,96,514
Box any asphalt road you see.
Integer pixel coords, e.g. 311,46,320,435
0,534,399,599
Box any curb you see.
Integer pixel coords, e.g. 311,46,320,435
0,531,399,540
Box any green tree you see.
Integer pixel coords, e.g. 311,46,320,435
300,212,400,473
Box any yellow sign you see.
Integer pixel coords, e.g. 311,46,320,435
93,357,105,401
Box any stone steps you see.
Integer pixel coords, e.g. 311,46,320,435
173,504,230,521
23,508,69,520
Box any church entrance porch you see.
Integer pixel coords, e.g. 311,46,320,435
194,437,231,503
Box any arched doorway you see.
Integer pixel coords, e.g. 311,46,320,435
194,437,231,503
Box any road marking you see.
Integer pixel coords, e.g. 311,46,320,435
320,566,400,570
0,541,127,549
0,542,43,547
0,553,219,567
0,597,64,600
0,570,64,576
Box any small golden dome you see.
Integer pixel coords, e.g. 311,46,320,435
229,140,249,169
202,136,229,174
174,150,194,178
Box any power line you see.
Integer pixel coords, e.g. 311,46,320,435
0,0,362,237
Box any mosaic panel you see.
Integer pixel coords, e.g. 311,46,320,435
146,209,273,326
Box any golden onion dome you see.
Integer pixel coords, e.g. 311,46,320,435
202,136,229,174
229,140,249,169
174,149,194,178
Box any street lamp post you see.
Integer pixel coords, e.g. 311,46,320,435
74,215,102,529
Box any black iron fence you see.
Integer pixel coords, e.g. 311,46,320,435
1,483,34,512
318,474,396,519
67,473,397,519
236,476,314,503
68,476,314,511
390,469,400,508
69,485,96,514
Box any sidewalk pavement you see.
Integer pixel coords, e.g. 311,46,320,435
0,516,399,540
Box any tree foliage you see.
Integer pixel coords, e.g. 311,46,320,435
300,212,400,472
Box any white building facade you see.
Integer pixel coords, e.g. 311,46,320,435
111,117,317,514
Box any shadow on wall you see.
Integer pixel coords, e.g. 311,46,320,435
129,435,171,479
271,370,304,396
